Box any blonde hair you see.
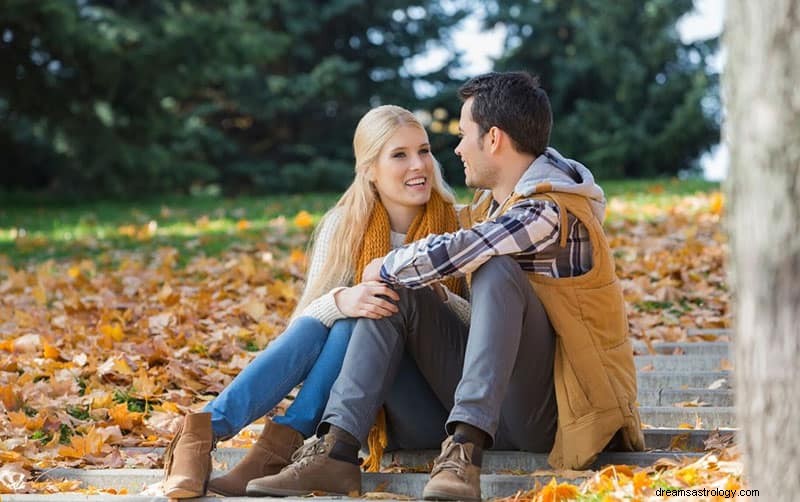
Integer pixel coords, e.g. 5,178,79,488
294,105,456,314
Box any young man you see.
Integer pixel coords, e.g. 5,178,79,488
246,72,644,500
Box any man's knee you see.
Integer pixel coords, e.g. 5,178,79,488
391,285,439,311
471,256,528,291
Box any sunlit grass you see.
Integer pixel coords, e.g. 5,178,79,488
0,179,720,266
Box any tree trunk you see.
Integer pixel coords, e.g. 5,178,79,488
725,1,800,499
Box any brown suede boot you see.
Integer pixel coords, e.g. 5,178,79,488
162,412,214,499
207,418,303,496
422,436,482,501
245,433,361,497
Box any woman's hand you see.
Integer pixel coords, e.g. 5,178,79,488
334,281,401,319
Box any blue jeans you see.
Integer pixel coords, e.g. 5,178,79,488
204,316,356,440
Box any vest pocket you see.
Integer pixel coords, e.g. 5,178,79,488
575,280,629,350
557,343,594,418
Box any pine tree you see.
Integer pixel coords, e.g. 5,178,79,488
485,0,719,178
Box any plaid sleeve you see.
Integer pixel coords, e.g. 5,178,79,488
379,199,560,288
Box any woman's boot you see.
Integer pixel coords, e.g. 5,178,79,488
207,418,304,496
163,412,213,499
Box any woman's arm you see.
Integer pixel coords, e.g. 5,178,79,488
294,210,349,327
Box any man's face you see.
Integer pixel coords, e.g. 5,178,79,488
454,98,497,189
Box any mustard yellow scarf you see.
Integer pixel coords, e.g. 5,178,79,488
355,190,464,471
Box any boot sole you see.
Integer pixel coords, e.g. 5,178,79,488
164,487,205,499
207,485,244,497
246,486,352,497
423,489,481,501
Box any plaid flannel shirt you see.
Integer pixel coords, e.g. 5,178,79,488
379,197,593,288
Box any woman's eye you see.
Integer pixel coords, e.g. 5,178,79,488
419,148,430,155
392,152,406,158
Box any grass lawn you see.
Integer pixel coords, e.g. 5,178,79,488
0,178,720,266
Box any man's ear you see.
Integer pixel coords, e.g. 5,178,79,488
488,126,503,154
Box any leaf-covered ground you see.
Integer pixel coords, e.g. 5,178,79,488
0,180,742,498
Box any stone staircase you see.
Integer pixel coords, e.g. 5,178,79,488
6,332,735,501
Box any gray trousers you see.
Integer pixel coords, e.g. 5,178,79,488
322,256,557,452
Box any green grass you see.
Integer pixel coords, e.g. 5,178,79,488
0,178,720,266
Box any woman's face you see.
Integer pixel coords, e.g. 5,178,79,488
371,125,434,210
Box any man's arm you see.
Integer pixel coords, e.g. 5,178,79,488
378,199,561,288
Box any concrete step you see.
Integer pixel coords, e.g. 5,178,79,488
636,371,731,390
632,341,730,356
687,328,732,338
32,451,705,499
635,354,732,372
637,387,734,407
642,428,736,450
639,406,735,428
4,471,586,501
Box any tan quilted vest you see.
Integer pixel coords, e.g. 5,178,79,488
460,187,644,469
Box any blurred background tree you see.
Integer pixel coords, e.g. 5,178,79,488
0,0,719,196
0,0,466,195
486,0,720,178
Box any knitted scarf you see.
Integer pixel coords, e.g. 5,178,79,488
356,190,465,471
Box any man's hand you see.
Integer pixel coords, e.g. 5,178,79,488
362,257,385,283
333,281,400,319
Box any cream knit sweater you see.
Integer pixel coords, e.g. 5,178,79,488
294,208,471,327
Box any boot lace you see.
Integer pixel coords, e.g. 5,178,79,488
284,436,328,474
430,438,470,481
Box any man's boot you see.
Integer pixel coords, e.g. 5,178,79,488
207,418,303,496
245,432,361,497
422,436,482,501
163,412,214,499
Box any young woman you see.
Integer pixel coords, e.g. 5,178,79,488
162,105,470,498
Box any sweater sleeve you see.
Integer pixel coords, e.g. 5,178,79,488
291,209,350,327
443,286,471,326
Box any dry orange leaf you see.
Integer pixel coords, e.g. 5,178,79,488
108,403,144,431
58,427,107,458
294,210,314,229
536,477,580,502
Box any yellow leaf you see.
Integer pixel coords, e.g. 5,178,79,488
290,248,307,266
676,466,700,486
536,477,579,502
67,265,81,279
632,470,651,494
268,280,296,301
236,219,251,231
92,393,115,409
132,368,162,399
100,323,125,342
242,300,266,322
108,403,144,431
293,210,314,229
709,191,724,215
112,357,133,375
32,285,47,305
42,341,60,360
58,427,106,458
0,384,20,410
157,401,180,413
678,422,695,429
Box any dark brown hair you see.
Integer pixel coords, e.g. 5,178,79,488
458,71,552,156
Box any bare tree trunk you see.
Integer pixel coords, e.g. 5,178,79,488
725,1,800,499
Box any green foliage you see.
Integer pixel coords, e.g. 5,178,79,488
1,0,466,195
0,179,716,265
485,0,720,178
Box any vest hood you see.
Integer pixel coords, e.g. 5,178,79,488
514,147,607,223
